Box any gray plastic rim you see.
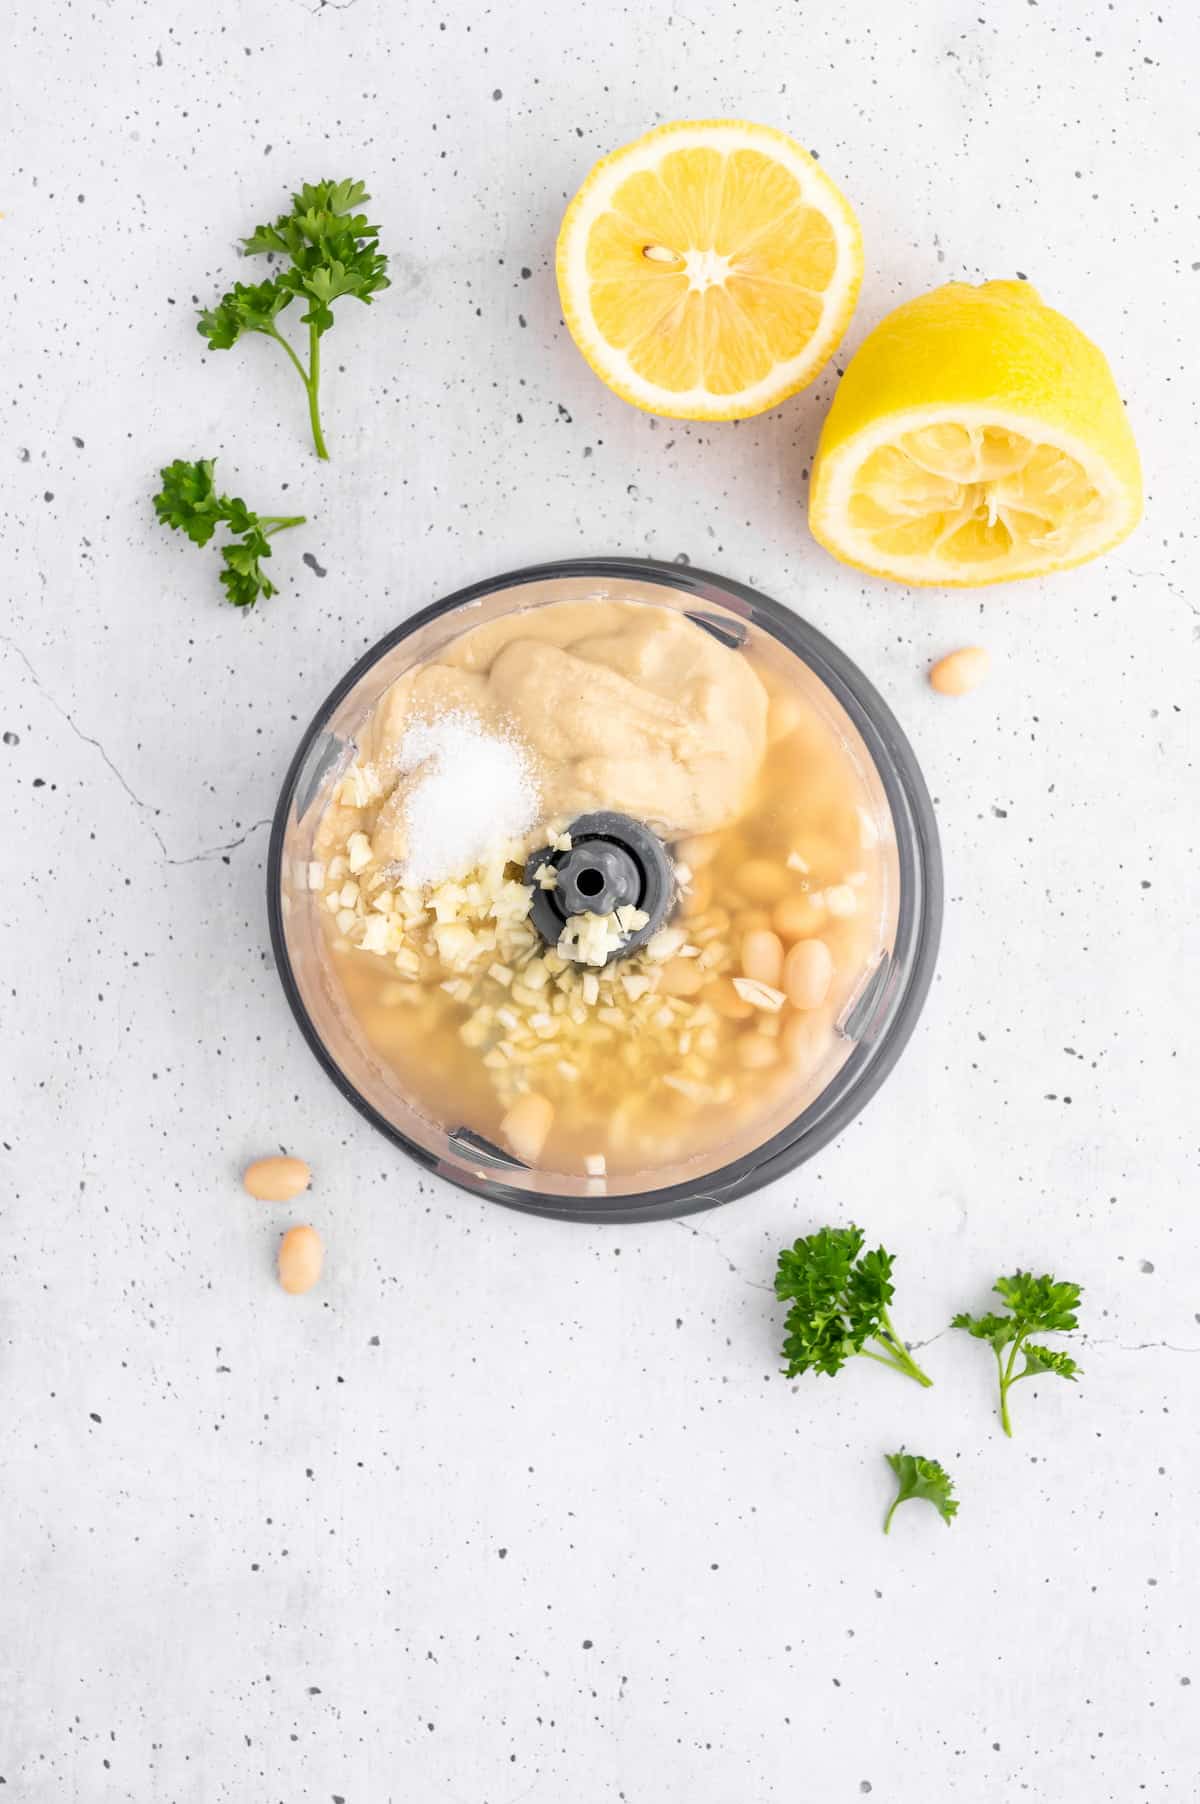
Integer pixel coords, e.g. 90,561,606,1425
267,556,943,1224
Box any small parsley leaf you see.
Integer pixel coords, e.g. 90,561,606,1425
197,178,389,459
154,458,306,610
953,1270,1083,1436
775,1225,933,1387
883,1452,959,1534
1021,1344,1082,1381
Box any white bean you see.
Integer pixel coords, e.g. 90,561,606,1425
706,977,755,1020
783,938,835,1010
243,1155,311,1203
658,957,705,998
741,929,784,988
500,1093,554,1165
736,858,787,904
278,1225,324,1295
930,646,990,696
773,892,827,942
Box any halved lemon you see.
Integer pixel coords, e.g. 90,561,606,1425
809,280,1142,586
556,120,863,421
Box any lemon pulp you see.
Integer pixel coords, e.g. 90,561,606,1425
810,281,1142,586
557,121,863,421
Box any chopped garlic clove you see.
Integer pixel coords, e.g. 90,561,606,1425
360,915,391,956
347,831,374,875
823,884,858,917
731,977,787,1012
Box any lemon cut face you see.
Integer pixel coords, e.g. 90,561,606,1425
810,282,1142,587
847,415,1116,574
556,120,863,421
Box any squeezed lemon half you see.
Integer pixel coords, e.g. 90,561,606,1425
809,280,1142,586
556,119,863,420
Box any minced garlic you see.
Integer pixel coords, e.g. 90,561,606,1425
316,834,741,1118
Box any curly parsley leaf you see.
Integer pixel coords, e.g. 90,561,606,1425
197,177,390,459
950,1309,1015,1344
1021,1344,1082,1382
152,456,223,544
883,1452,959,1534
153,458,306,610
197,279,293,349
953,1271,1083,1436
775,1225,933,1387
995,1272,1081,1333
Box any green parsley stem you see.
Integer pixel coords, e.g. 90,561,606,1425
882,1496,900,1535
994,1336,1027,1436
259,515,307,536
873,1308,934,1387
993,1343,1012,1436
307,320,328,461
264,322,329,461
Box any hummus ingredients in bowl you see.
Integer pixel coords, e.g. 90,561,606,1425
305,592,895,1186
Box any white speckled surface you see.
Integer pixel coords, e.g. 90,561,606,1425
3,1,1198,1798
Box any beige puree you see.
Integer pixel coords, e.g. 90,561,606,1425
357,600,769,864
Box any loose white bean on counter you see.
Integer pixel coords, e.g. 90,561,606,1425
929,645,991,696
278,1225,324,1295
500,1093,554,1165
783,938,835,1010
243,1155,311,1202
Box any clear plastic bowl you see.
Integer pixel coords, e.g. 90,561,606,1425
268,558,942,1221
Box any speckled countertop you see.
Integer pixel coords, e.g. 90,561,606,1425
3,1,1197,1799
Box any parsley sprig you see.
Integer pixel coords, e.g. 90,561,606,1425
775,1225,933,1387
953,1271,1082,1437
153,458,305,608
198,179,390,460
883,1452,958,1533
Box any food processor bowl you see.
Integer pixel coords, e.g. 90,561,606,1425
268,558,942,1222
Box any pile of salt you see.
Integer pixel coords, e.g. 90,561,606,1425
396,712,540,888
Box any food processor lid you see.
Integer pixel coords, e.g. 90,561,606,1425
268,556,943,1223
